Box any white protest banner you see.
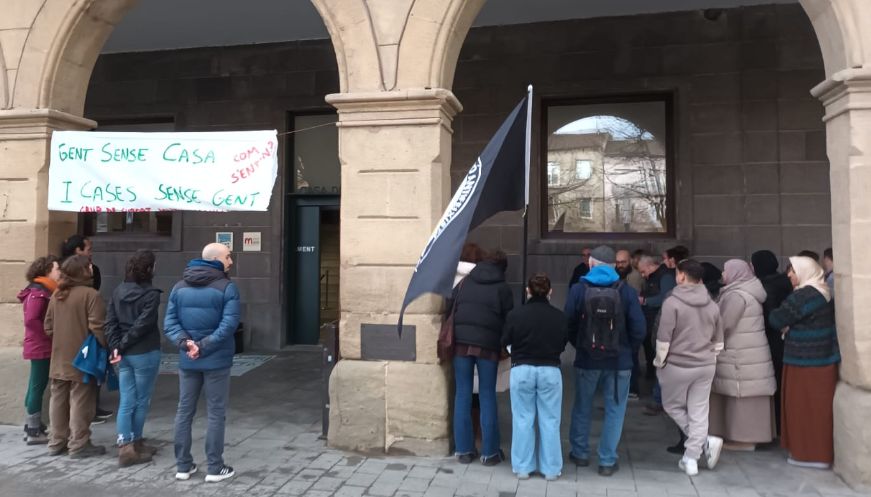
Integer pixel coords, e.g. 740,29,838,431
48,130,278,212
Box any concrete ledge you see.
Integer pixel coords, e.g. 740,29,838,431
834,380,871,491
328,359,386,454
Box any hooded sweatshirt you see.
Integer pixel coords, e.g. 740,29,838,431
564,265,647,370
656,283,724,368
714,277,776,397
451,261,514,353
164,259,240,371
105,282,162,356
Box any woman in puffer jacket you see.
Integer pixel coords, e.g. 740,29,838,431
709,260,777,450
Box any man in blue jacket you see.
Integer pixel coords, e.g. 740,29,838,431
565,245,646,477
165,242,240,483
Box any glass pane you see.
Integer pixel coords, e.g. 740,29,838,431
546,100,668,235
294,114,340,194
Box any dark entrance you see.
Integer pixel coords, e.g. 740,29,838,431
285,113,341,345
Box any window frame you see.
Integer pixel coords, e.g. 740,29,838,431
579,197,593,220
539,93,676,240
575,159,592,181
78,116,183,252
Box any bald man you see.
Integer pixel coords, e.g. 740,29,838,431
164,242,240,483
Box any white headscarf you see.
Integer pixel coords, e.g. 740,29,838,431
789,256,831,302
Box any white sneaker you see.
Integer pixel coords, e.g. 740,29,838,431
205,465,235,483
787,458,830,469
515,472,530,480
175,463,197,481
679,456,698,476
705,436,724,470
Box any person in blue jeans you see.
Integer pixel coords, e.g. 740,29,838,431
165,243,240,483
450,251,513,465
502,273,567,480
106,250,163,467
565,246,646,476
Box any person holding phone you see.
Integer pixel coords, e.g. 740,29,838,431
105,250,162,467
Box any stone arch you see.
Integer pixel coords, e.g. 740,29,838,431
13,0,138,114
800,0,871,79
0,40,8,109
310,0,485,93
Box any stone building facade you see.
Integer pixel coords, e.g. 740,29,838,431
0,0,870,489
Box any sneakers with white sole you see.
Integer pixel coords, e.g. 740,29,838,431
705,435,724,470
175,463,198,481
679,456,699,476
786,458,830,469
205,465,235,483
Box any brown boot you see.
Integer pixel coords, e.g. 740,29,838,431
134,438,158,456
118,442,151,467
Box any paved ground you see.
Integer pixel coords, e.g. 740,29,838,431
0,351,864,497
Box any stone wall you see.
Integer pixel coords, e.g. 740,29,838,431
76,3,827,347
82,41,340,350
452,3,829,307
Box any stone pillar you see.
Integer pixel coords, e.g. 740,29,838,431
0,109,94,422
812,69,871,490
325,89,460,455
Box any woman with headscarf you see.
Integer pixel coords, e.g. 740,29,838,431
709,260,777,450
750,249,793,434
769,256,839,468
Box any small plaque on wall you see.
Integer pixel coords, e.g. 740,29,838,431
360,324,416,361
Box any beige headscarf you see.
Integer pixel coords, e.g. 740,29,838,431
789,256,831,302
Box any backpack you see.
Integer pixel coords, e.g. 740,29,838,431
580,281,626,360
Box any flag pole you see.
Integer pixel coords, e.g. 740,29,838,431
521,84,533,304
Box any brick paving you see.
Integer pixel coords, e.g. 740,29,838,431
0,351,863,497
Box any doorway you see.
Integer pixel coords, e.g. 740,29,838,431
285,112,341,345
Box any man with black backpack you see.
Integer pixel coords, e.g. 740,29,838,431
564,246,646,476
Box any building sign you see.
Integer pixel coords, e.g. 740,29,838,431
47,130,279,212
242,232,262,252
216,232,234,249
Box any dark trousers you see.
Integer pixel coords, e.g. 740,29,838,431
642,309,658,375
174,368,231,475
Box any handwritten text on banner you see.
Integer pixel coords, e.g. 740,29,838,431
48,130,279,212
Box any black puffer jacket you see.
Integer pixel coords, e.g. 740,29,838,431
451,262,514,352
502,296,568,367
105,282,162,356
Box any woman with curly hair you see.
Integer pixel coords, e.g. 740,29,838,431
105,250,163,467
45,255,107,458
18,255,61,444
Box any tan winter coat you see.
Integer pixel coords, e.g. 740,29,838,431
45,285,107,382
713,278,777,398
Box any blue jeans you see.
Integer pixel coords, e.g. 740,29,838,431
453,355,500,458
174,367,231,475
569,368,631,467
116,350,161,445
510,365,563,477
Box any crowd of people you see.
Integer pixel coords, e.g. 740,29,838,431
447,243,840,480
18,237,241,483
17,233,839,484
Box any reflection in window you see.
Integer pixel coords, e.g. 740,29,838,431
293,114,340,194
547,161,560,187
576,160,592,180
544,98,670,235
579,198,592,219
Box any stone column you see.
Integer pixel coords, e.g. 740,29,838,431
325,89,460,455
812,69,871,489
0,109,94,423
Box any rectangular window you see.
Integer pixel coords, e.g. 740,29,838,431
575,159,592,180
547,161,560,187
542,94,674,237
81,119,176,238
579,198,592,219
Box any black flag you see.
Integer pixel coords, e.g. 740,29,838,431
398,96,528,330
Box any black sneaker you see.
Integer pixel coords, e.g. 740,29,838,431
481,451,504,467
175,463,198,481
569,453,590,467
457,453,475,464
598,462,619,477
69,443,106,459
205,465,235,483
95,408,113,419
